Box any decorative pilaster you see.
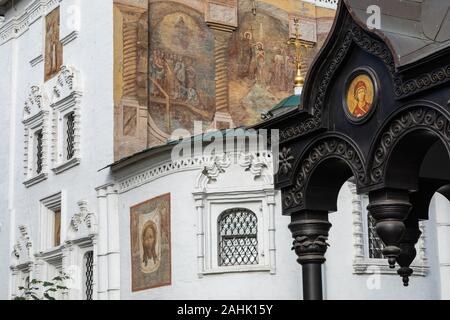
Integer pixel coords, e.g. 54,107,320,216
367,189,412,268
106,185,120,300
349,183,365,260
267,190,277,275
205,0,238,130
61,242,74,300
289,210,331,300
194,194,205,278
95,186,109,300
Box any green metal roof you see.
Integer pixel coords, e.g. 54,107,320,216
264,94,301,119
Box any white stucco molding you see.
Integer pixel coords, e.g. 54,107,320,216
47,65,83,174
23,85,50,187
193,152,277,277
63,200,98,300
29,54,44,67
68,200,97,241
11,225,33,267
119,151,274,194
349,183,429,276
0,0,62,45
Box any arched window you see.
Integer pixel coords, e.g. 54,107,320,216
218,208,258,267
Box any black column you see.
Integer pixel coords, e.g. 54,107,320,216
367,188,412,268
289,210,331,301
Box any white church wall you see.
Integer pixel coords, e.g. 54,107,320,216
325,183,442,300
0,0,115,299
0,37,14,300
434,193,450,299
116,153,302,300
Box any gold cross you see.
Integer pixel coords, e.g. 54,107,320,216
287,18,314,87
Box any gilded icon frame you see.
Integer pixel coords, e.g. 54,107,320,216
343,67,379,124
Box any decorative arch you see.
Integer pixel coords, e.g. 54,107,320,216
368,102,450,188
283,134,365,213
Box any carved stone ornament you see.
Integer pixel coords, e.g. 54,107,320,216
69,201,97,238
239,152,272,182
12,225,33,264
50,65,80,103
201,154,232,183
24,85,43,118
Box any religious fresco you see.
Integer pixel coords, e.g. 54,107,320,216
148,1,216,138
130,194,171,291
113,0,149,160
45,7,63,82
228,8,296,126
113,0,336,158
345,72,376,120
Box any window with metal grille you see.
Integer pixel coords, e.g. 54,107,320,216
218,208,258,267
84,251,94,300
35,130,43,174
65,112,75,160
368,214,384,259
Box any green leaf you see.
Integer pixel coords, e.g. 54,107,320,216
52,276,63,282
31,295,40,300
56,285,68,290
18,286,25,290
45,288,57,293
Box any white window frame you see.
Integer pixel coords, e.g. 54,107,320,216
349,183,429,276
49,66,82,174
194,190,277,276
39,192,65,252
210,199,267,272
23,85,49,188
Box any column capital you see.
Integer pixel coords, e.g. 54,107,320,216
289,210,331,265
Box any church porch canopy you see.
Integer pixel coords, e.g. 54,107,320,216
257,0,450,300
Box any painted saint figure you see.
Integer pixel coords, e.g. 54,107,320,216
254,42,266,85
142,221,159,267
238,31,254,78
174,16,191,50
352,80,371,118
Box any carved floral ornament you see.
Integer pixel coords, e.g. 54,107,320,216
283,137,365,211
24,86,43,118
195,152,273,190
281,104,450,212
51,65,80,103
23,65,81,119
69,201,97,238
369,105,450,185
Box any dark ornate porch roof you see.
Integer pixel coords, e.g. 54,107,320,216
345,0,450,70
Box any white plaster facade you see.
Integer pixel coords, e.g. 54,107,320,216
0,0,449,301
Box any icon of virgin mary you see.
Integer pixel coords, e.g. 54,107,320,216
352,80,371,118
